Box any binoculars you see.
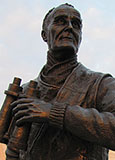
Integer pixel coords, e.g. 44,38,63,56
0,77,38,156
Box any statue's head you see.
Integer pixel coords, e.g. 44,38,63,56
41,3,82,59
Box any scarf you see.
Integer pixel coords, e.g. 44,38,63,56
40,51,78,88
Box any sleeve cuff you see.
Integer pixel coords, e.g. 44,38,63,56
49,102,67,129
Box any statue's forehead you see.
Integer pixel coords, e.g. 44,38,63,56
50,6,81,19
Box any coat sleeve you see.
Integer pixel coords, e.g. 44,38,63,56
49,76,115,151
64,76,115,150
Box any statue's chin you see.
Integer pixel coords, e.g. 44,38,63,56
51,46,77,61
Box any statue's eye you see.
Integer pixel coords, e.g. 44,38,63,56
72,19,81,29
54,17,66,25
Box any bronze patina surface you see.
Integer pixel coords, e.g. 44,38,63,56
0,3,115,160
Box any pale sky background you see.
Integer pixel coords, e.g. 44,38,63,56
0,0,115,106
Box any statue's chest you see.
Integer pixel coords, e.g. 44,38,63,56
29,126,87,160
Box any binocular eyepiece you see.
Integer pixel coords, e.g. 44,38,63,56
0,77,22,144
0,77,38,145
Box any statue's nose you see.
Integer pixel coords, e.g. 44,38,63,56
68,21,73,29
65,21,73,32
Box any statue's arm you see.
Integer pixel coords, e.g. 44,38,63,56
49,76,115,151
10,76,115,152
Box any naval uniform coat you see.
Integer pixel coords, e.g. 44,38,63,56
20,63,115,160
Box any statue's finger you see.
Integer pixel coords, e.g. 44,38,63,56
11,98,33,107
14,109,28,121
16,115,32,126
12,103,31,115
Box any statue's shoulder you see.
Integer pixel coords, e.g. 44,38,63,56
69,63,112,92
75,63,111,79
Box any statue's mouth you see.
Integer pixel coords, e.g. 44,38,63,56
59,36,73,42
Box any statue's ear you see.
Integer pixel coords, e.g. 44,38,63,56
41,30,47,42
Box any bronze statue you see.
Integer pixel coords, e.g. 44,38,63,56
0,3,115,160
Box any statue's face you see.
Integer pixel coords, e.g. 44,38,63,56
43,5,82,54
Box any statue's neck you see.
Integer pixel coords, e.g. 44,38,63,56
46,50,78,67
40,50,78,87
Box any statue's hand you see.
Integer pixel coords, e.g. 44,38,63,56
11,98,52,126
